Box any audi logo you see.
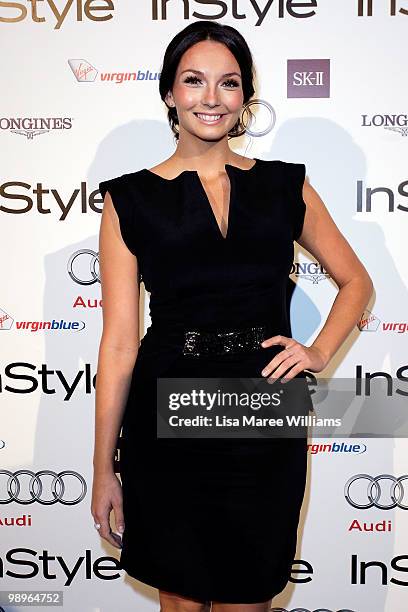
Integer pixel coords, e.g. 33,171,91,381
0,470,87,505
345,474,408,510
68,249,100,285
271,609,356,612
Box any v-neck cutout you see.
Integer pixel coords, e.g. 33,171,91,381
143,158,259,241
195,165,232,240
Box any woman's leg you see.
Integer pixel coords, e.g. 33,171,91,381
211,600,272,612
159,589,211,612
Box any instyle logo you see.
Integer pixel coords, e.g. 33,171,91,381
358,0,408,16
355,365,408,395
68,59,160,84
345,474,408,510
287,59,330,98
0,0,115,29
351,553,408,586
290,261,330,283
0,470,87,505
356,177,408,213
308,442,367,455
0,362,96,400
151,0,318,26
0,181,103,220
0,309,86,333
0,548,120,584
0,117,72,140
358,309,408,333
361,113,408,137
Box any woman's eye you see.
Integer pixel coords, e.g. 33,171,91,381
223,79,240,88
183,75,240,88
184,75,201,85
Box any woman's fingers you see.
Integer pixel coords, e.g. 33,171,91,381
265,353,303,383
113,499,125,538
95,511,122,549
261,334,290,348
260,336,303,382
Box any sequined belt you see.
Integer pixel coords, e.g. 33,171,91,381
182,324,267,357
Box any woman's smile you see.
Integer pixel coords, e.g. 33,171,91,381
193,112,227,124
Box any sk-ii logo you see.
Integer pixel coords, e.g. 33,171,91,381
287,59,330,98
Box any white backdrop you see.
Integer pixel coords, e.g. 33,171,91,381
1,2,408,611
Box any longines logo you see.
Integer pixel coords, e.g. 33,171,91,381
362,114,408,137
290,261,330,283
151,0,318,26
358,0,408,16
0,0,115,29
287,59,330,99
0,117,73,140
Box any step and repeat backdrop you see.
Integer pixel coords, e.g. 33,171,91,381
1,1,407,611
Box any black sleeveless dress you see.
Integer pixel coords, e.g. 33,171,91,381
99,158,310,604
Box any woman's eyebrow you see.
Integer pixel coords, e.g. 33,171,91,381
180,69,241,78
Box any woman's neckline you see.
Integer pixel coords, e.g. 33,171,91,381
143,157,260,181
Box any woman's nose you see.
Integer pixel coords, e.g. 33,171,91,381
201,87,220,107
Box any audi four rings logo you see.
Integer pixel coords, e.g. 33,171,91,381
0,470,87,505
345,474,408,509
68,249,100,285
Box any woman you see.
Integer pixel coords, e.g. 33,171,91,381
92,20,373,612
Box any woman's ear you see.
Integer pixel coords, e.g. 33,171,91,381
165,91,175,107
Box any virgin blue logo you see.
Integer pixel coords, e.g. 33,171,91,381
308,442,367,455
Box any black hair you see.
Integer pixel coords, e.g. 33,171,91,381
159,20,256,141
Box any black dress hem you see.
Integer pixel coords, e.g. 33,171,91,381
120,562,285,605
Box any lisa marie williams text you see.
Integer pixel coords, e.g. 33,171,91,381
168,414,341,428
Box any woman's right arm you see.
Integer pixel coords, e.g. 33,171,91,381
91,189,140,549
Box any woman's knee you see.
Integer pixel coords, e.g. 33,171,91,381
211,601,271,612
159,589,210,612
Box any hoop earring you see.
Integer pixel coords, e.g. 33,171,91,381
228,102,252,138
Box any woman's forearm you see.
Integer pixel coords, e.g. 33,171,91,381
93,340,138,475
310,273,374,365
